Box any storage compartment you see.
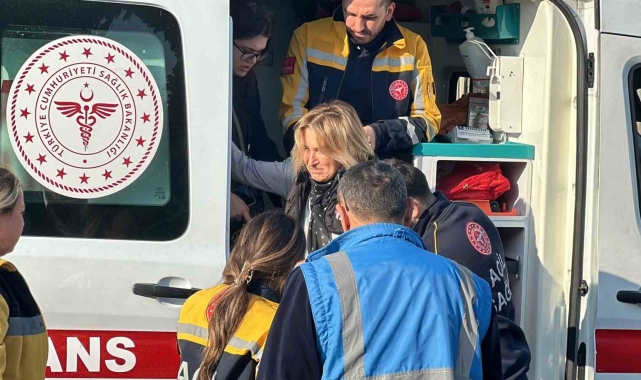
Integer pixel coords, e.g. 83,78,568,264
430,3,521,44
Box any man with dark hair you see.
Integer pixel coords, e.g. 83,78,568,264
258,161,504,380
387,158,531,380
280,0,441,156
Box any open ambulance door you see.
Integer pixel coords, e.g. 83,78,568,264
584,1,641,378
0,0,231,379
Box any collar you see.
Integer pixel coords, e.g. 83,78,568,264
247,281,280,303
418,191,451,226
307,223,425,261
329,8,407,57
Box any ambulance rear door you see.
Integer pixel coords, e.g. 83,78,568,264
0,0,231,378
592,0,641,376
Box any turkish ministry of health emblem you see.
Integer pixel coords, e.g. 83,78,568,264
7,35,163,199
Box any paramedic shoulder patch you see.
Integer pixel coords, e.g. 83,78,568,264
389,79,409,101
7,35,163,199
281,57,295,75
466,221,492,256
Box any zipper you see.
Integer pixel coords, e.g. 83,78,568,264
370,42,391,122
318,76,328,104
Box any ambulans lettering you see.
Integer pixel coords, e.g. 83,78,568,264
47,336,136,373
490,251,513,314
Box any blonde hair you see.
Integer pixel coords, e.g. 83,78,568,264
0,165,21,215
291,101,375,173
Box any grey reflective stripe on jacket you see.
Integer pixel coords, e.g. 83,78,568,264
230,142,294,197
325,251,481,380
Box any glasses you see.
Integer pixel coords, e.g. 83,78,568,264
234,42,269,62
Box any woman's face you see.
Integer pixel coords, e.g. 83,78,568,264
301,128,342,183
233,35,269,77
0,189,24,256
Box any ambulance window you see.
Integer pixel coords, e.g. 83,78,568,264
0,1,189,241
630,66,641,212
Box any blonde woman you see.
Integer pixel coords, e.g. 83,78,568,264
0,165,47,379
231,100,374,252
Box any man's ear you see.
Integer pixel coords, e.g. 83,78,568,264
386,2,396,21
403,198,413,227
336,202,350,232
410,198,421,220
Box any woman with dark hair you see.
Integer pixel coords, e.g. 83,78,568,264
176,209,305,380
230,0,283,228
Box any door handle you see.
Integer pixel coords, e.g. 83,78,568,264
616,290,641,305
132,283,200,300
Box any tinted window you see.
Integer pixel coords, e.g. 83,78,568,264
631,66,641,215
0,0,189,240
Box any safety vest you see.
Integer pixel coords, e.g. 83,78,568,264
176,283,279,380
300,223,493,380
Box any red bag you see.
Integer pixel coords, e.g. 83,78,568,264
437,162,511,201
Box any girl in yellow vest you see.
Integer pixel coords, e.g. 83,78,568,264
177,209,305,380
0,165,48,379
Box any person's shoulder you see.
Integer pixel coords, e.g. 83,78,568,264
179,284,226,322
397,23,428,48
296,16,339,37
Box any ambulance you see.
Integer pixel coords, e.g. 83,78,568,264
0,0,636,378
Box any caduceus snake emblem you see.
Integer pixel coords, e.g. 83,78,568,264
54,89,118,150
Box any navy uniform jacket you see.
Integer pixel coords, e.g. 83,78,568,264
413,192,531,380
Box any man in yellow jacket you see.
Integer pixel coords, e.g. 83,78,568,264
280,0,441,156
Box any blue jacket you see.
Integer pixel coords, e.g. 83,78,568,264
299,223,493,379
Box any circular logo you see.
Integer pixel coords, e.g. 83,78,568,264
466,221,492,256
389,79,409,101
8,35,163,199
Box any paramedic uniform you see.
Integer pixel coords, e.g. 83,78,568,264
280,11,441,155
177,283,279,380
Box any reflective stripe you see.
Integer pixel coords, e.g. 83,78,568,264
400,116,420,145
7,315,45,336
412,68,426,113
176,323,262,357
367,368,461,379
228,336,261,357
454,265,479,379
326,251,366,378
306,48,348,67
373,55,415,69
283,54,309,130
176,322,208,340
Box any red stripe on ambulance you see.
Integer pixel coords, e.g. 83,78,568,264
596,329,641,373
46,330,180,378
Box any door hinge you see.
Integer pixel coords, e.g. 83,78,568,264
587,53,595,89
579,280,589,297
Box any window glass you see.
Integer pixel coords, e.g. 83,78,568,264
0,0,189,240
631,67,641,214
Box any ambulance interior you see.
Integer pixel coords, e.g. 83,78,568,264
253,0,579,378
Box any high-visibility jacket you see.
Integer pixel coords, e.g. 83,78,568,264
280,13,441,155
0,259,48,380
299,223,493,379
176,283,279,380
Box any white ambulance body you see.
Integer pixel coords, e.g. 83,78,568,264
0,0,637,378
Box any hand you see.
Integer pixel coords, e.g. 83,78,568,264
363,125,376,150
230,193,251,223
